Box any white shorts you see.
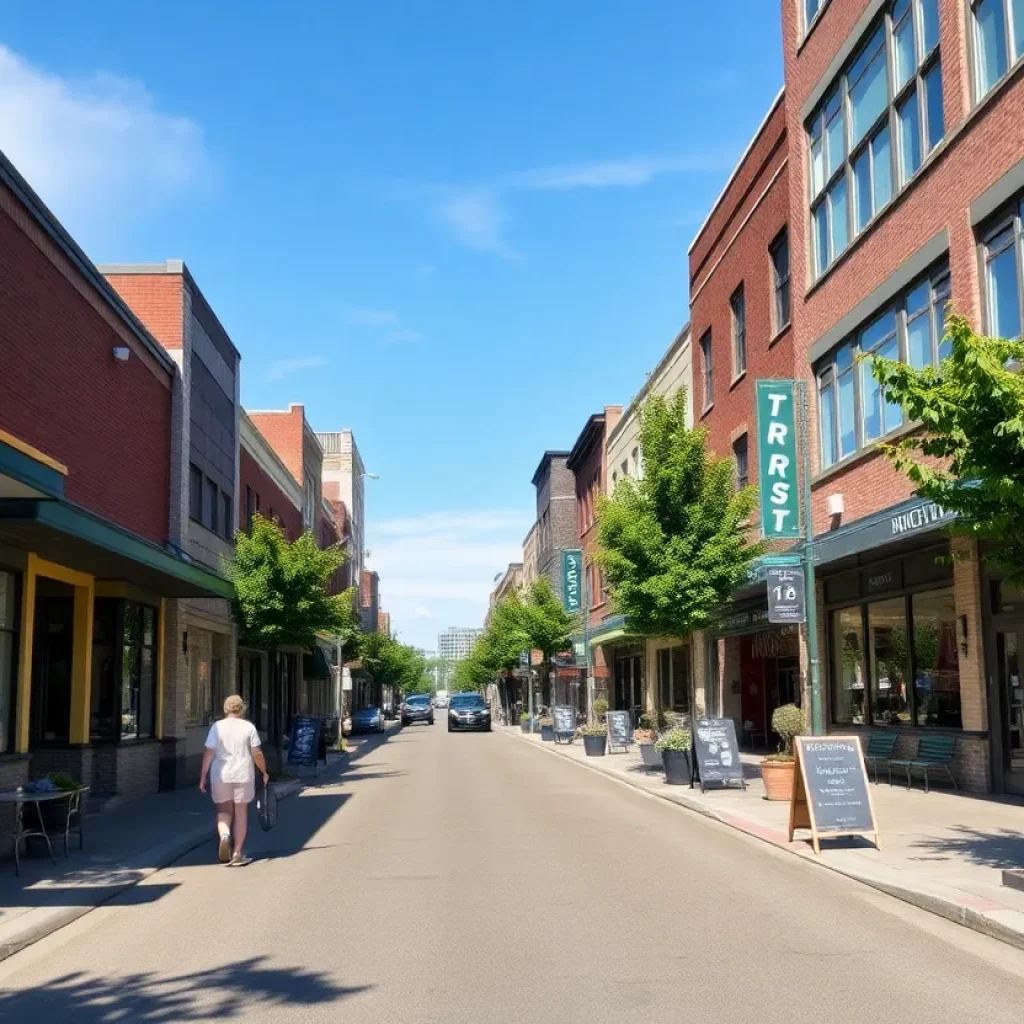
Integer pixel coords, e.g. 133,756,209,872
211,781,255,805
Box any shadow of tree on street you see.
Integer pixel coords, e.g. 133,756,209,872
0,955,370,1021
906,825,1024,869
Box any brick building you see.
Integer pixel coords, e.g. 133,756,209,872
773,0,1024,792
317,430,367,596
102,261,243,789
0,154,230,809
531,452,578,600
566,408,622,714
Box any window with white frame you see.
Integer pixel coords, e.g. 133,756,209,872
982,197,1024,341
972,0,1024,99
808,0,943,278
805,0,829,33
731,284,747,377
816,262,950,469
770,228,791,332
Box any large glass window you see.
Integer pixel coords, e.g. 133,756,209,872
983,205,1024,341
0,572,17,754
90,599,119,741
657,645,690,714
770,229,791,331
121,604,157,740
808,0,943,277
912,589,962,727
973,0,1012,97
869,598,911,724
700,330,713,410
832,607,867,724
186,627,213,728
817,263,949,469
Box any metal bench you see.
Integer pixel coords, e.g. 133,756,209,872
891,735,958,792
863,731,899,784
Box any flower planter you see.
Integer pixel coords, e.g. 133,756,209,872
761,758,795,801
662,748,692,785
638,742,663,771
520,720,532,734
582,734,607,757
540,724,554,742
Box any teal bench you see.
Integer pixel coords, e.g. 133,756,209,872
863,731,899,784
891,735,958,792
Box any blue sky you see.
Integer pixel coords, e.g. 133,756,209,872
1,1,782,649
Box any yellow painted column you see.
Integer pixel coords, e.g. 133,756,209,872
156,598,166,740
15,556,38,754
69,579,95,744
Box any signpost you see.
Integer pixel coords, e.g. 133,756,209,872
562,549,583,613
553,705,576,744
286,715,324,772
692,718,746,792
766,565,807,624
606,710,632,752
789,736,879,854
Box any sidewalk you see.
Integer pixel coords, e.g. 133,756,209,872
0,747,358,962
502,726,1024,950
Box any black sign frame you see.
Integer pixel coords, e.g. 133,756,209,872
552,705,576,744
692,718,746,793
287,715,325,772
789,735,880,853
606,710,632,752
767,565,807,624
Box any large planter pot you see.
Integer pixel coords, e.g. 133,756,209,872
761,758,796,801
662,748,692,785
520,721,531,734
583,734,607,757
540,724,554,742
639,742,663,771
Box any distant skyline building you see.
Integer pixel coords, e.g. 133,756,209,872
437,627,483,664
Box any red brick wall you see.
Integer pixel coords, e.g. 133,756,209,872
689,95,791,497
248,408,305,493
104,274,184,350
238,445,302,541
781,0,1024,533
0,196,172,544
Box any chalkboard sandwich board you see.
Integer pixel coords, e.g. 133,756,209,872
287,715,324,772
553,705,576,743
606,710,632,752
693,718,746,793
789,736,879,854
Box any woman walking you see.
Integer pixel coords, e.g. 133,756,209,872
200,694,269,866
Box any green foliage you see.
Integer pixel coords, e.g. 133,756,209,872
638,712,656,731
655,727,692,753
519,577,576,658
596,390,764,639
771,703,804,758
45,772,81,792
593,698,609,723
873,313,1024,583
359,632,427,695
228,515,356,650
578,723,607,737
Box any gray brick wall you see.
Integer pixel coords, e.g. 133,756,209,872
535,455,579,602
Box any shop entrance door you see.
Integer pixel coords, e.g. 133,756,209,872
614,652,643,722
995,626,1024,793
31,588,75,745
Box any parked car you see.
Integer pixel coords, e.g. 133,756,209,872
448,692,491,732
432,690,449,709
402,694,434,726
351,706,385,733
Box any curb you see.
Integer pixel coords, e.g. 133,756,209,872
0,776,308,963
500,728,1024,952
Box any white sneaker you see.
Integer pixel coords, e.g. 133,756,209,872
217,834,231,864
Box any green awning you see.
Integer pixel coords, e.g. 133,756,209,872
303,644,332,681
0,437,65,499
0,498,233,599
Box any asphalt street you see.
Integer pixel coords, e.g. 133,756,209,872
2,721,1024,1023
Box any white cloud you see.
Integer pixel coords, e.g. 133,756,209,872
507,153,732,192
264,355,329,381
366,508,531,649
343,306,400,328
0,46,208,235
437,189,524,261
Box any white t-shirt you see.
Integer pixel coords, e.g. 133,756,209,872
205,717,261,784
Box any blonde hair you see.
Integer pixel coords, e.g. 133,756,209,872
223,694,246,716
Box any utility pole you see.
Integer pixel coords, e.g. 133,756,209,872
583,558,592,723
798,381,823,735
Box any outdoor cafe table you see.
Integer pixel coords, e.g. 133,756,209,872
0,787,87,875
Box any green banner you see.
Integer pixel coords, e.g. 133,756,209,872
562,549,583,613
755,380,800,539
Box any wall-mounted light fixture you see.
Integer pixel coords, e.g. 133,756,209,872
113,346,131,362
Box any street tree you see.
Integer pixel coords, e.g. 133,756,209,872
359,632,429,696
872,313,1024,583
595,389,763,640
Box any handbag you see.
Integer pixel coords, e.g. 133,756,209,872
257,778,278,831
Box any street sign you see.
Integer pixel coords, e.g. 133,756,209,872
766,565,806,624
692,718,746,793
789,736,879,854
756,380,801,539
761,553,803,566
562,549,583,613
519,649,530,667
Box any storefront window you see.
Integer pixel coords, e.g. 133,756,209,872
121,603,157,740
832,607,867,724
0,572,17,754
912,588,962,727
657,645,690,714
91,599,120,741
186,628,213,727
869,598,911,724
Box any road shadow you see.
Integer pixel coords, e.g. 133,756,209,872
906,825,1024,868
0,955,370,1021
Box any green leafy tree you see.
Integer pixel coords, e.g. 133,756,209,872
873,313,1024,583
520,577,576,662
360,632,429,695
595,390,763,639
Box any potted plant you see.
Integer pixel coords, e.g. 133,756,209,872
579,723,607,757
656,728,693,785
539,716,555,742
592,698,609,724
520,713,532,734
636,713,663,771
761,703,804,801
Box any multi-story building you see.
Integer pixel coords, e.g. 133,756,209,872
522,522,540,588
317,430,367,595
0,153,232,810
531,451,579,602
776,0,1024,793
487,563,525,627
566,408,622,713
103,260,242,788
378,609,391,635
437,626,484,663
360,569,380,636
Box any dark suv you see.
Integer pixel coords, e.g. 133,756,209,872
447,692,491,732
401,694,434,726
